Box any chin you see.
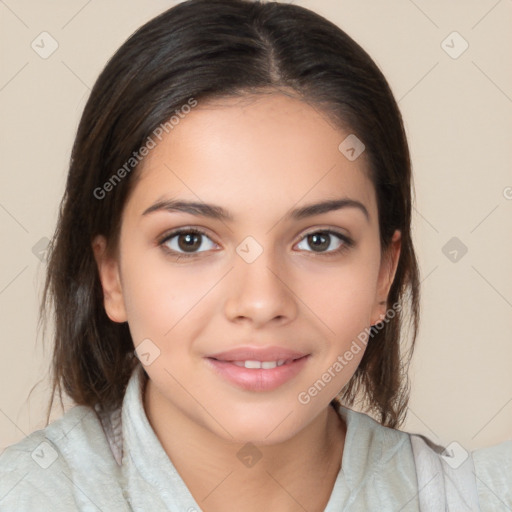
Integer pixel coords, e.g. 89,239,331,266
227,427,297,447
207,408,309,447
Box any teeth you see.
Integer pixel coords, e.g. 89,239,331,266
231,359,289,369
245,360,262,369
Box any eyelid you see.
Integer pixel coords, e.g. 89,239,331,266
295,228,354,256
294,225,353,243
157,226,218,249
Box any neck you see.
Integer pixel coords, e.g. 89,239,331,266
143,377,346,512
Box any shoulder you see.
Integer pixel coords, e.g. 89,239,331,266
408,431,512,511
336,405,420,509
343,406,417,477
0,405,125,511
473,439,512,511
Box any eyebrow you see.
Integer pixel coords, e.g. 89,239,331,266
142,197,369,222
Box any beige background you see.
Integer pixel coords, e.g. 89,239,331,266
1,0,511,453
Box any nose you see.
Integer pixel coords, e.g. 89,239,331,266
223,245,298,328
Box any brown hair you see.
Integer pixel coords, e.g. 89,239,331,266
40,0,420,429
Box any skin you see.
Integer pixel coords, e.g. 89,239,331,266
93,91,401,512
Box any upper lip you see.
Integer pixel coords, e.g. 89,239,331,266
207,346,309,362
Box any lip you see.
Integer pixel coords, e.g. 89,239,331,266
205,346,310,392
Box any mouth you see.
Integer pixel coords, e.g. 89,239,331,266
205,355,310,392
208,356,303,369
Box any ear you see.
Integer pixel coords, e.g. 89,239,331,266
370,230,401,325
92,235,127,323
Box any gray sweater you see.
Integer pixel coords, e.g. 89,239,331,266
0,364,510,511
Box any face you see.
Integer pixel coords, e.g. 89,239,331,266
94,92,400,445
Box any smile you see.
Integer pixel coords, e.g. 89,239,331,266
229,359,292,369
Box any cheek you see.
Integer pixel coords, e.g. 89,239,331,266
295,249,380,382
297,253,380,330
119,245,205,344
294,264,377,407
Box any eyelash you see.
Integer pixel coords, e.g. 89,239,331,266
157,227,354,260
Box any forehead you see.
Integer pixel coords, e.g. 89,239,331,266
128,92,376,223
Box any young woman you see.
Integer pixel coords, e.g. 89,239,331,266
0,1,510,510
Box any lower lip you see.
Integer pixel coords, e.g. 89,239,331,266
205,356,310,392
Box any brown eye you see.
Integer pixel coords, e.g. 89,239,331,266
160,228,217,256
296,230,353,255
176,232,202,252
307,232,330,252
